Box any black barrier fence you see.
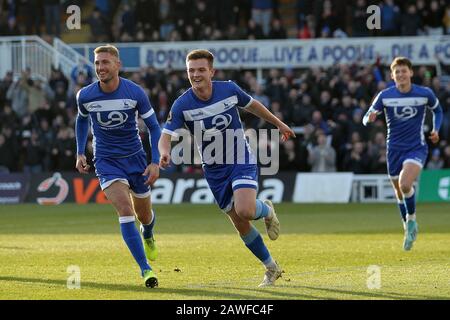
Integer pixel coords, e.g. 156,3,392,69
0,172,297,205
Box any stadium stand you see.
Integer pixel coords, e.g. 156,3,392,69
0,0,449,173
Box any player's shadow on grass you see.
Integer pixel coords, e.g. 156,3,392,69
2,276,448,300
0,246,28,250
279,285,449,300
212,283,450,300
0,276,282,300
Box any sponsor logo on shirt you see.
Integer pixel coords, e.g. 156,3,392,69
96,111,129,128
393,106,418,120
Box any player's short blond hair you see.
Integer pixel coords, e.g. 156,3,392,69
390,57,412,71
186,49,214,68
94,44,120,59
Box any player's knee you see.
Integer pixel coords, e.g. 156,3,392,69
399,182,412,195
117,204,134,216
235,206,255,221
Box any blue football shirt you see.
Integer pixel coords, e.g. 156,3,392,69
76,77,160,161
163,81,256,167
366,84,441,150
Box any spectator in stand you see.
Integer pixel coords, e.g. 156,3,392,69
343,141,369,173
308,131,336,172
43,0,61,37
0,133,16,172
49,67,69,94
247,19,265,39
2,16,21,36
87,7,109,42
291,94,314,126
444,4,450,35
351,0,370,37
52,126,76,171
18,0,41,35
401,4,423,36
380,0,400,36
251,0,274,37
159,0,175,40
0,71,14,106
119,3,136,41
28,79,54,116
215,1,239,31
296,0,313,30
369,146,388,174
269,19,287,39
279,139,303,171
317,0,337,37
311,110,330,135
0,104,18,130
426,148,444,170
6,73,30,118
37,118,54,171
424,0,445,35
135,0,159,30
22,129,44,173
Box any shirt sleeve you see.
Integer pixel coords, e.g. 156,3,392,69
229,81,253,109
425,87,443,132
362,91,384,126
76,89,89,117
75,90,89,155
162,99,185,138
425,87,439,111
136,87,161,164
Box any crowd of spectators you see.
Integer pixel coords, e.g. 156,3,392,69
1,0,450,174
1,1,449,42
1,58,449,174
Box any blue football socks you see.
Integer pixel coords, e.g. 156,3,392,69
397,201,407,222
254,199,271,220
119,216,151,275
403,188,416,218
141,210,156,239
241,225,273,266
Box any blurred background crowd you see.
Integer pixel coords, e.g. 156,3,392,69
1,0,449,41
0,0,449,174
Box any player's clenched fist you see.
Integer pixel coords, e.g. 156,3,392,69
159,153,171,169
429,130,439,144
143,163,160,186
75,154,90,174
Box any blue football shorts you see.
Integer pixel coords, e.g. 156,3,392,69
386,145,428,179
94,149,151,198
204,163,258,213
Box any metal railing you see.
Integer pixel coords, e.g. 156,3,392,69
0,36,93,81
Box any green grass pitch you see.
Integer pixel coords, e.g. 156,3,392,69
0,203,449,300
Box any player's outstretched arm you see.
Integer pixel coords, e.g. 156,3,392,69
158,133,172,169
245,100,296,141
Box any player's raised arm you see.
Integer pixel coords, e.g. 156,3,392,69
245,99,296,142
